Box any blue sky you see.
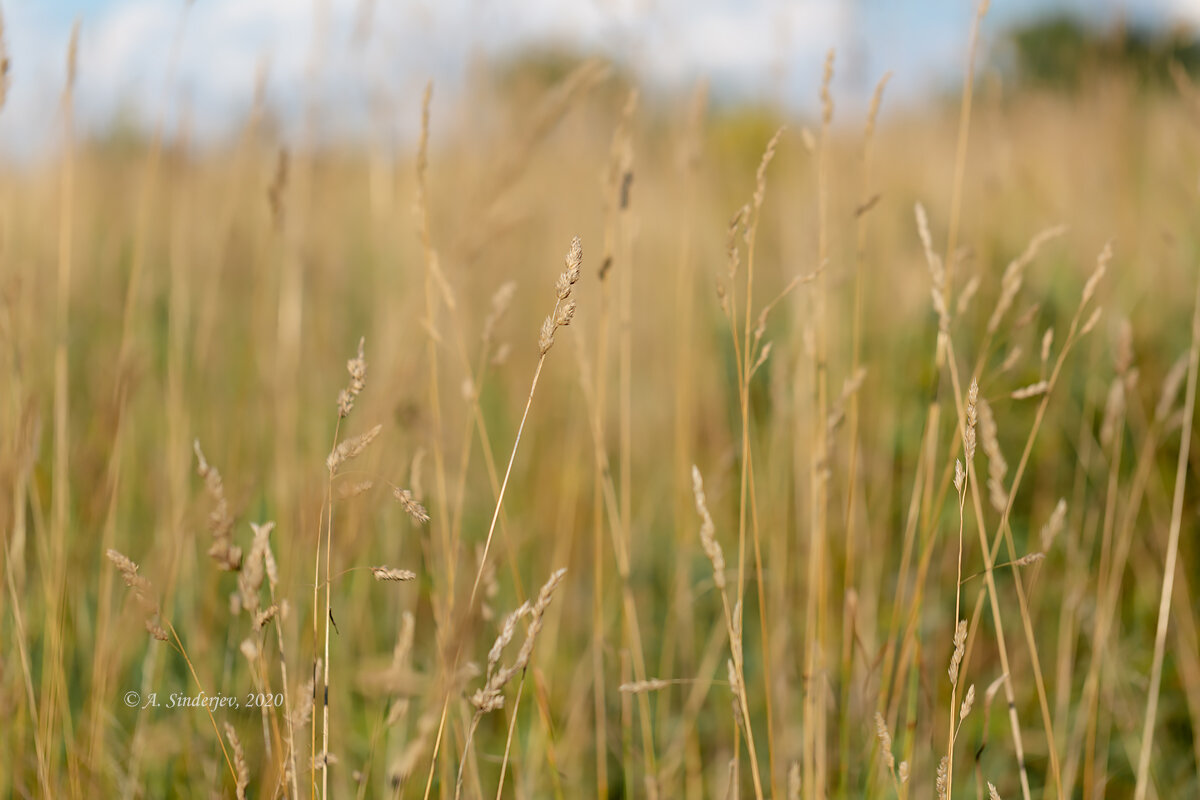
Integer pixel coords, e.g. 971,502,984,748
1,0,1196,158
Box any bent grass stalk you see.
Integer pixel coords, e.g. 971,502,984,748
423,237,582,800
1133,271,1200,800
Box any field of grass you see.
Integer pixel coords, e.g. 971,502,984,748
3,11,1200,800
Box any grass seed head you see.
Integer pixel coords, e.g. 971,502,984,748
949,619,968,686
371,566,418,582
327,423,383,473
960,683,976,720
392,487,430,524
691,465,726,591
874,712,895,770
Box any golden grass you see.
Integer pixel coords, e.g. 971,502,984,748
2,21,1200,800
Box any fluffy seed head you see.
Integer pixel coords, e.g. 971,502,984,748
555,272,572,300
949,619,968,686
106,549,167,640
393,487,430,524
470,568,566,714
194,440,241,571
372,566,418,582
255,604,279,629
987,224,1067,335
482,281,517,345
1040,498,1068,551
538,314,556,356
1011,381,1049,400
224,722,249,800
964,378,978,463
1081,242,1111,307
339,337,367,418
874,712,894,770
960,683,976,720
1157,354,1189,424
692,465,725,591
555,297,577,327
1013,552,1046,568
327,423,383,473
619,678,673,694
565,236,583,284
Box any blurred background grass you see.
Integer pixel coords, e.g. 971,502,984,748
2,4,1200,798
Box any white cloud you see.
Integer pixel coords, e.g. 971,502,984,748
1166,0,1200,27
0,0,849,156
0,0,1193,158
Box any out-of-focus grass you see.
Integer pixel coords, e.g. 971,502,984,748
1,46,1199,800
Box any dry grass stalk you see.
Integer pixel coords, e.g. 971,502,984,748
989,783,1002,800
438,236,584,799
537,237,582,356
193,440,241,571
470,568,566,713
457,569,566,798
1134,272,1200,799
691,464,763,798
